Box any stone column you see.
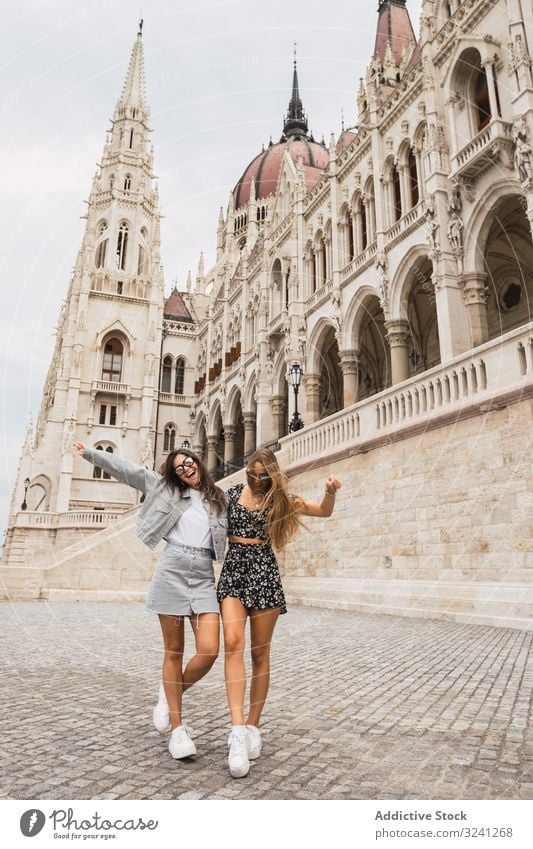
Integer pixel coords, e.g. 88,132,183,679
207,438,218,474
270,396,286,440
340,351,360,406
385,319,411,385
223,426,236,468
243,413,256,457
302,372,321,423
462,273,489,347
483,62,499,119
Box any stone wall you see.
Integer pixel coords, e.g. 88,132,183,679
282,399,532,582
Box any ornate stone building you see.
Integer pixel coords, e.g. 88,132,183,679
3,1,533,628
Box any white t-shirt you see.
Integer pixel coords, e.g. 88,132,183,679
167,488,213,549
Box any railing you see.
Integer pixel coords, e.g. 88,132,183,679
451,118,513,180
282,323,533,466
92,380,130,395
341,242,377,283
159,393,187,405
91,273,150,300
15,510,125,529
305,279,333,309
385,202,424,247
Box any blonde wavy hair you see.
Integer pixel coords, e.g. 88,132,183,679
246,447,304,550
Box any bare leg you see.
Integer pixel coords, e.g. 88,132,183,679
158,614,185,730
247,607,280,728
221,597,248,726
183,612,220,692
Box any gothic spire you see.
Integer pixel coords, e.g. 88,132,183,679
282,45,309,140
117,23,147,111
373,0,415,68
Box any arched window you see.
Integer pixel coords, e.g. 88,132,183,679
161,356,172,393
163,425,176,453
93,444,114,479
392,166,402,222
361,200,368,250
95,239,107,268
474,67,491,131
408,149,419,208
124,174,132,192
102,338,123,382
175,358,185,395
115,222,129,271
129,129,134,149
137,245,148,275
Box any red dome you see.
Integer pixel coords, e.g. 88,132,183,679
233,137,329,210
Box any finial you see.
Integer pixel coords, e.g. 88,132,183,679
341,108,345,132
138,12,143,36
293,41,297,68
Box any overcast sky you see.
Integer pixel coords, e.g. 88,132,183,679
0,0,422,536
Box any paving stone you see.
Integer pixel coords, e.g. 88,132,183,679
0,602,532,799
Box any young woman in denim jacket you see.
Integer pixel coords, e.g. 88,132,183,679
74,442,227,761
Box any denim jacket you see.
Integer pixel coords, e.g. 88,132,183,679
82,447,228,558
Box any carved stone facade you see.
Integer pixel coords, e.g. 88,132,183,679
4,0,533,608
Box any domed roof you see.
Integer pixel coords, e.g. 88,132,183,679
233,137,329,209
232,55,329,210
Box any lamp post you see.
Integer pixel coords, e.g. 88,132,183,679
288,363,304,433
21,478,30,511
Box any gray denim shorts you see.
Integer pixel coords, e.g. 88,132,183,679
145,542,219,616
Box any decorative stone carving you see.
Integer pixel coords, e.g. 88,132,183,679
424,193,440,253
447,187,464,254
376,254,390,314
140,436,154,468
62,418,76,456
513,116,533,184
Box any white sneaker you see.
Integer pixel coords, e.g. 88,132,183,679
246,725,262,760
153,683,171,734
228,727,250,778
169,725,196,759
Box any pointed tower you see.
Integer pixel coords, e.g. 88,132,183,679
281,47,309,140
7,23,166,538
367,0,417,97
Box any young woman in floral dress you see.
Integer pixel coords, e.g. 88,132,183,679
217,446,341,777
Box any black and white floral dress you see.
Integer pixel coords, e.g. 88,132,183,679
217,483,287,614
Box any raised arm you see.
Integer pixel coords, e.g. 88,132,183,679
292,475,342,518
73,442,158,494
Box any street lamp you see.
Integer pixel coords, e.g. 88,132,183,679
288,363,304,433
180,438,191,450
21,477,30,511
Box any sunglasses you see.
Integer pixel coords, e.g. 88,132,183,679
246,470,270,481
173,457,196,477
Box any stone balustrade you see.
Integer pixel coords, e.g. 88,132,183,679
282,322,533,467
15,510,124,529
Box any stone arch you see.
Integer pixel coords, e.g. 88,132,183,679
389,244,432,318
464,182,523,274
224,384,245,470
307,317,337,374
480,194,533,341
193,411,208,463
27,474,51,512
342,283,382,350
306,319,343,419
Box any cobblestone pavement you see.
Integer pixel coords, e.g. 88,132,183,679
0,603,532,800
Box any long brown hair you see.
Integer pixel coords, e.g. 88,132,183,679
160,450,227,515
246,447,304,550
